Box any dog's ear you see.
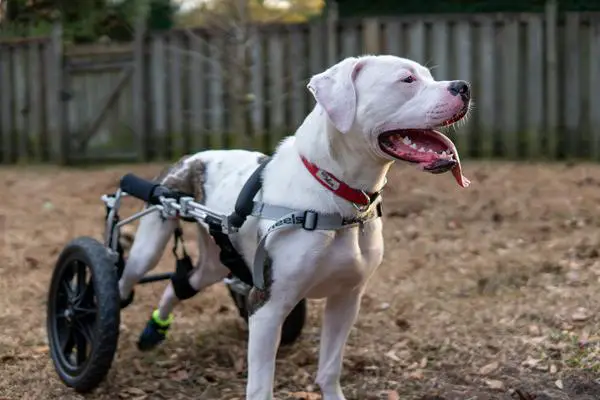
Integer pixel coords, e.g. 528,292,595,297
307,57,364,134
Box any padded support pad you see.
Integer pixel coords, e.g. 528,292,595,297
228,157,271,229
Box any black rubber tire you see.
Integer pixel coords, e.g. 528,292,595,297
46,236,120,393
227,286,306,346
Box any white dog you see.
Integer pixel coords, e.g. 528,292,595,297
117,54,471,399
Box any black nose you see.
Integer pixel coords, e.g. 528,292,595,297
448,80,470,101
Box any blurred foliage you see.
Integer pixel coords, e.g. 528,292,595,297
176,0,325,27
2,0,178,42
331,0,600,17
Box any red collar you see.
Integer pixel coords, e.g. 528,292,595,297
299,154,377,206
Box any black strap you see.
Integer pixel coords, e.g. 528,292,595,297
228,157,271,229
208,228,254,286
170,226,199,300
105,200,127,277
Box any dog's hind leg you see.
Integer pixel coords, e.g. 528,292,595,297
315,288,363,400
137,224,229,351
118,211,177,306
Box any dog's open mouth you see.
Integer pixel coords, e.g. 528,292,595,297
378,128,470,188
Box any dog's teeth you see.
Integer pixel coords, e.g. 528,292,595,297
402,137,412,145
428,149,434,153
410,143,417,149
441,151,447,156
418,147,426,152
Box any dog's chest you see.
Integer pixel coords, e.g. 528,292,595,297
306,220,384,297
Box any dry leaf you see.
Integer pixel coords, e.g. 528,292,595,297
534,363,549,372
234,356,245,374
419,357,428,368
521,356,540,369
479,361,499,375
170,369,189,382
528,325,541,335
289,392,321,400
132,359,144,373
485,379,505,391
384,350,401,362
387,390,400,400
121,387,146,395
408,370,424,380
25,256,39,269
550,364,558,374
32,346,48,354
555,379,564,389
407,362,419,370
571,307,591,322
119,387,146,399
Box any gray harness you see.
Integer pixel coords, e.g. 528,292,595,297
248,199,383,290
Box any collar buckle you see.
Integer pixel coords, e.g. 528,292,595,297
351,190,372,212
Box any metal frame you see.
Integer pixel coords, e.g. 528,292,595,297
100,190,251,293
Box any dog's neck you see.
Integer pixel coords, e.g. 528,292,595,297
294,107,391,194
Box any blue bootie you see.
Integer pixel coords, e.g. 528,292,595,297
137,309,173,351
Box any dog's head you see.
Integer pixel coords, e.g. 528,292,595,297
307,55,471,188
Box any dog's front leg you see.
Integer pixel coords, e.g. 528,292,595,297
245,286,300,399
316,288,363,400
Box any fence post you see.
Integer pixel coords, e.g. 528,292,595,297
326,0,339,65
133,15,149,161
50,19,68,165
363,18,380,54
545,0,558,158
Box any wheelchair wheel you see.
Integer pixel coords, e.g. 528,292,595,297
46,236,120,393
227,286,306,346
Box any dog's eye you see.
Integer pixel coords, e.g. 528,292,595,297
401,75,416,83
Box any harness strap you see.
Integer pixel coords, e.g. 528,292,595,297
170,226,199,300
209,227,255,286
249,201,383,290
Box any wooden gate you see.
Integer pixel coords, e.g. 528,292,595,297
0,35,54,164
60,43,136,164
0,22,147,165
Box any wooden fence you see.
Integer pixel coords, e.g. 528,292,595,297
1,7,600,164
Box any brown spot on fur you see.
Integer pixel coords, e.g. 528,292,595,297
154,155,206,202
257,154,270,164
247,254,273,317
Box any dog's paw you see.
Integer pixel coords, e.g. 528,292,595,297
137,309,173,351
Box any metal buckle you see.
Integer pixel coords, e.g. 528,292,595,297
302,210,318,231
352,190,373,212
179,197,193,218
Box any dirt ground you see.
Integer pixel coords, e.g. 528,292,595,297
2,161,600,400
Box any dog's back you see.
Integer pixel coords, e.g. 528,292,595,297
156,149,268,215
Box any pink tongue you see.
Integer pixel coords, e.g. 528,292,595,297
452,161,470,188
429,129,470,188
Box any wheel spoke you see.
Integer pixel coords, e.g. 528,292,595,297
73,319,95,347
61,328,75,357
61,280,75,299
74,328,87,366
74,262,90,306
74,306,97,319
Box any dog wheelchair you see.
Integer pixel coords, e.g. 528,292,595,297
45,160,307,393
